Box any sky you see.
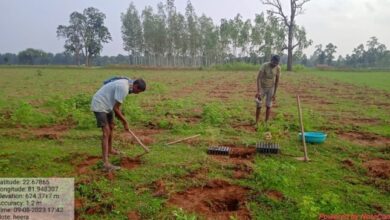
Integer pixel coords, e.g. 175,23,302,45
1,0,390,57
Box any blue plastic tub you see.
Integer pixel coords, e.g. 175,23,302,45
298,132,327,144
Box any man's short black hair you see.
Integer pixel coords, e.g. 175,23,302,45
271,55,280,63
134,78,146,91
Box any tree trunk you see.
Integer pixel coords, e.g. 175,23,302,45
287,25,293,71
75,49,80,65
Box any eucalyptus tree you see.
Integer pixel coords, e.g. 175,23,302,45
166,0,176,63
199,14,219,65
229,14,243,57
141,6,156,61
155,2,168,59
219,19,231,59
185,0,200,65
121,2,143,64
238,19,252,57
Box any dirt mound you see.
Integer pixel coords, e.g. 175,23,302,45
185,168,209,181
232,124,256,133
75,198,83,209
118,132,155,145
127,211,141,220
341,159,354,168
76,156,100,175
209,146,256,179
229,147,256,159
152,180,167,197
85,203,115,215
74,198,84,219
120,157,141,170
363,159,390,179
233,163,253,179
105,171,116,181
265,190,284,201
348,118,380,125
337,131,390,147
168,179,251,220
33,124,72,140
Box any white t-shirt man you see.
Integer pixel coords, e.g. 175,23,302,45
91,79,132,113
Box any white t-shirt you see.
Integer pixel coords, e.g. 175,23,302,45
91,79,130,113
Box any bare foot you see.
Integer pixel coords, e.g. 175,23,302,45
103,163,121,172
109,148,122,155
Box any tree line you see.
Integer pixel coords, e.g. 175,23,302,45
304,37,390,68
1,0,389,69
2,36,389,69
52,0,311,68
0,49,129,66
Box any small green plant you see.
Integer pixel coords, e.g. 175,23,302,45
253,158,296,189
319,192,342,213
158,119,172,129
36,69,42,76
172,208,197,220
202,103,230,126
11,102,52,126
122,97,149,123
298,196,320,220
148,82,168,95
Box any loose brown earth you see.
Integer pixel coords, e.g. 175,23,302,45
209,146,256,180
363,159,390,179
265,190,284,202
85,202,115,215
341,159,355,168
152,180,167,197
232,123,256,133
337,131,390,147
127,211,141,220
117,129,161,146
76,156,100,175
184,167,209,181
281,77,390,148
32,124,73,140
229,147,257,159
211,148,255,165
233,163,253,179
329,116,381,126
168,179,251,220
120,156,142,170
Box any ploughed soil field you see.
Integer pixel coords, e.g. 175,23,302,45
0,67,389,219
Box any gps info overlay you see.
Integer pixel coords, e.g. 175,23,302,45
0,178,74,220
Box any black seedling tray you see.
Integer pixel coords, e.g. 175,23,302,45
207,146,230,155
256,142,280,154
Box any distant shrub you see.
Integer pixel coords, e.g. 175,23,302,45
293,64,308,72
281,64,308,72
315,64,335,71
211,62,258,71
